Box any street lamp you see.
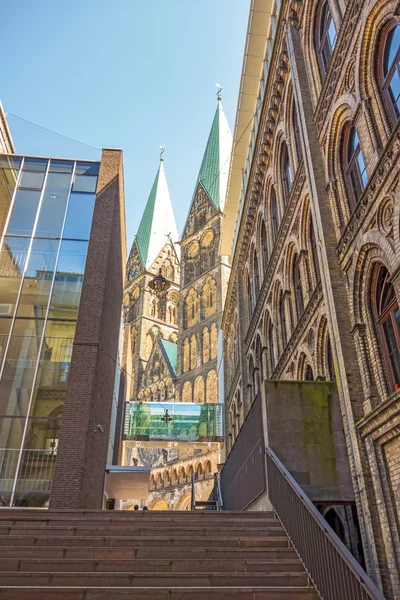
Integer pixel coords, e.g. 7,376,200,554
148,268,171,294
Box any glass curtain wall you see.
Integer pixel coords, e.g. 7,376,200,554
0,155,99,506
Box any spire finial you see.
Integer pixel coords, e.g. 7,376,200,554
216,83,222,101
159,145,165,161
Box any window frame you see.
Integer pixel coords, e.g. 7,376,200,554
380,22,400,128
315,0,337,79
373,265,400,391
342,124,368,209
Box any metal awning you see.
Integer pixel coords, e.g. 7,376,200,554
104,466,150,500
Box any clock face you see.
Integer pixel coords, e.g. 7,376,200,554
128,264,139,280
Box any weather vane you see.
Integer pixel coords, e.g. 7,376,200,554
216,83,222,101
159,145,165,161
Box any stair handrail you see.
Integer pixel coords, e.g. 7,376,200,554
265,446,386,600
190,471,195,511
214,471,223,510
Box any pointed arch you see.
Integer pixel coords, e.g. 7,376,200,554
203,276,217,317
202,326,210,363
183,337,190,373
194,376,205,403
182,381,192,403
210,322,218,360
190,334,197,370
206,369,218,404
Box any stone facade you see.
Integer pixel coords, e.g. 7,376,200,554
221,1,400,598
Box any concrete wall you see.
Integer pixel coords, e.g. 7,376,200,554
262,380,354,502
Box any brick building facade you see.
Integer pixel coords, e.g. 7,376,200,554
221,1,400,598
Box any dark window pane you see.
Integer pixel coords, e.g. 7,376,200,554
15,239,60,319
0,156,22,169
7,190,41,236
19,170,45,190
35,173,72,238
63,192,95,240
23,158,48,172
49,160,74,173
75,162,99,176
72,175,97,193
0,236,30,315
389,70,400,115
48,240,88,320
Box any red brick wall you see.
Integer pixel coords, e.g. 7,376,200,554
50,149,126,509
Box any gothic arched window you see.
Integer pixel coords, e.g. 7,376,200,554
373,265,400,389
279,291,287,350
281,142,293,204
253,249,260,298
206,370,218,404
309,218,320,283
202,327,210,363
260,219,268,272
293,254,304,320
183,338,190,373
315,0,337,79
271,187,279,242
342,125,368,209
267,320,275,377
210,322,218,360
304,364,314,381
381,23,400,126
194,376,205,404
292,99,302,162
190,334,197,370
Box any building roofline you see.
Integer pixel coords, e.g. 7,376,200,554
219,0,273,257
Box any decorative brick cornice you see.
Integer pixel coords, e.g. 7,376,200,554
314,0,364,135
337,124,400,260
357,391,400,440
244,163,306,348
272,282,323,378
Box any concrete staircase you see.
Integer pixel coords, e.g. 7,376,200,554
0,509,320,599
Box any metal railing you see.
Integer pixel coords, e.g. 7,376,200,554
266,446,386,600
214,471,223,510
0,448,57,493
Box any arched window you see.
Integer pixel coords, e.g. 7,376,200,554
292,100,302,161
381,24,400,126
194,376,205,403
202,327,210,363
210,323,218,360
203,277,217,317
309,218,320,283
185,288,199,328
327,337,335,380
293,254,304,319
190,334,197,370
260,219,268,271
246,270,254,315
343,125,368,208
183,338,190,372
206,369,218,403
271,188,279,242
182,381,192,403
315,0,337,78
373,265,400,389
281,142,293,203
253,250,260,298
267,320,275,377
279,291,287,350
304,364,314,381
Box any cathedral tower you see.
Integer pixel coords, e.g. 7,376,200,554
124,158,180,401
176,99,233,405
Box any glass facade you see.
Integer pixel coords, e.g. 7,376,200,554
0,154,99,507
124,401,224,441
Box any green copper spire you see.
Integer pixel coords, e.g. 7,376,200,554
135,160,178,269
197,100,232,209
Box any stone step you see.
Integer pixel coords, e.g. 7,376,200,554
4,525,285,538
2,545,299,561
0,510,274,518
0,535,290,549
0,587,320,600
0,557,305,574
1,517,279,529
0,572,310,587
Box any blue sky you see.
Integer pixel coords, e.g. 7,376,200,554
1,0,249,249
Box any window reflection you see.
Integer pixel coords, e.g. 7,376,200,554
15,239,59,319
7,190,41,236
19,170,45,190
35,173,71,238
0,237,30,313
63,193,95,240
72,175,97,193
49,240,88,320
